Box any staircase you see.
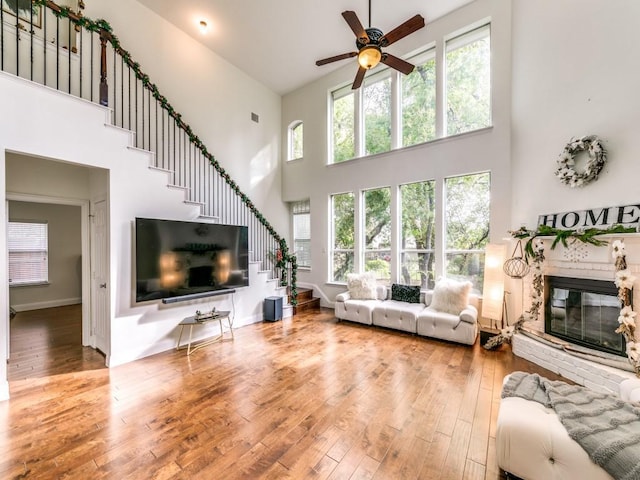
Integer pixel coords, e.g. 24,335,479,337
0,0,298,306
292,288,320,314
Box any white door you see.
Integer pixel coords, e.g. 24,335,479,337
91,198,110,356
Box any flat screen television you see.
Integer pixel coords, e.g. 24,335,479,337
135,217,249,303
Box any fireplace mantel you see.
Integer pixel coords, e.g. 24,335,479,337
509,233,640,390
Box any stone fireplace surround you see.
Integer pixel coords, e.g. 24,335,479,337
509,234,640,393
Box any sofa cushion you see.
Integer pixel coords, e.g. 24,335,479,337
372,300,425,333
347,272,377,300
391,284,421,303
430,278,472,315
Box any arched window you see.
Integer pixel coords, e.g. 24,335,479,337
288,121,303,160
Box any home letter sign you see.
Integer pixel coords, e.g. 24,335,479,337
538,204,640,230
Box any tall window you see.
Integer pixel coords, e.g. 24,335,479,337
332,88,355,163
363,74,392,156
288,121,304,160
292,200,311,268
330,192,355,282
444,172,490,292
400,181,436,289
445,24,491,135
401,50,436,147
8,221,49,286
363,187,391,285
328,23,492,163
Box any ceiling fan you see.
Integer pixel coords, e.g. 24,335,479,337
316,1,426,89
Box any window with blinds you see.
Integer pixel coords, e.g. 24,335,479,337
8,221,49,286
292,200,311,268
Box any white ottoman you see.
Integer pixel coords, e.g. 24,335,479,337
496,376,640,480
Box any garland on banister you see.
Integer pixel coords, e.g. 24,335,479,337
33,0,298,305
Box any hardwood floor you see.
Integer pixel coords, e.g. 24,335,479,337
1,306,562,479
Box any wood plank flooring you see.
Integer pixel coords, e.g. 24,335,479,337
1,306,562,479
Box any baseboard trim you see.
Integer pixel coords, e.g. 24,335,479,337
12,297,82,312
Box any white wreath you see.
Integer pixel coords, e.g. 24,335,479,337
555,135,606,188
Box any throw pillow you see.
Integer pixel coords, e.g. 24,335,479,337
391,284,421,303
347,272,377,300
430,278,472,315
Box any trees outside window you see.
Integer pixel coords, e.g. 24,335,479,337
445,25,491,136
330,192,355,282
400,181,436,289
329,173,490,287
402,50,436,147
332,88,355,163
363,187,391,285
363,75,392,156
328,23,490,163
444,172,490,292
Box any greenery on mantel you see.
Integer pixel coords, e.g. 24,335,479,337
511,224,637,261
32,0,298,304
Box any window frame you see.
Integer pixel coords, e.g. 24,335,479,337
329,192,355,283
328,22,491,164
8,220,49,287
399,180,436,289
362,186,392,286
443,172,491,293
288,120,304,161
291,199,311,269
444,23,492,136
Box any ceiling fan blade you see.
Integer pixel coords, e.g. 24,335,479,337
342,10,369,43
316,52,358,66
352,67,366,90
379,14,425,47
381,54,415,75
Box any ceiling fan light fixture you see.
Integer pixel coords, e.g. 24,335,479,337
358,45,382,70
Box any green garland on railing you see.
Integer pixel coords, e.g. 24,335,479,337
34,0,298,305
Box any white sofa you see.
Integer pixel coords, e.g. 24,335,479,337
335,286,479,345
496,375,640,480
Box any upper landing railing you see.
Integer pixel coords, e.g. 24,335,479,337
0,0,298,304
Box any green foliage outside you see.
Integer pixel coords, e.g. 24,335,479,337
333,93,354,163
402,58,436,147
331,174,489,289
364,187,391,283
446,34,491,135
400,181,436,288
364,77,392,156
332,192,355,281
445,173,491,291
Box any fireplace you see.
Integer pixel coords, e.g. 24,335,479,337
544,276,627,357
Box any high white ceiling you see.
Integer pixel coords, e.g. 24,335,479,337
135,0,474,95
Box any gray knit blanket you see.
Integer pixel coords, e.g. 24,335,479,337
502,372,640,480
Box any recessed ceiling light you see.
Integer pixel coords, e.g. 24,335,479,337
199,20,209,34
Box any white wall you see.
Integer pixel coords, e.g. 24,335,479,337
511,0,640,226
509,0,640,319
0,73,287,401
84,0,288,237
281,0,512,305
8,199,82,311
